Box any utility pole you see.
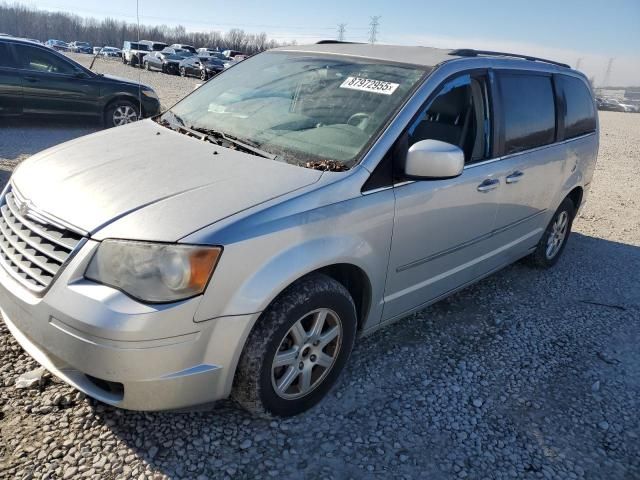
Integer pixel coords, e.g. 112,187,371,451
575,57,583,70
368,16,380,44
337,23,347,42
603,58,614,87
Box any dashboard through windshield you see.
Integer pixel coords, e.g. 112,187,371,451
163,51,427,169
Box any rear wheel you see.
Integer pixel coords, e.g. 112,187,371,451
233,274,357,417
122,55,128,65
104,100,139,128
528,197,575,268
179,67,187,77
144,61,150,71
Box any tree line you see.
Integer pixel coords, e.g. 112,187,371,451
0,2,290,54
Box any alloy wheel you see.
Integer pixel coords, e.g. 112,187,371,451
112,105,138,126
546,210,569,259
271,308,342,400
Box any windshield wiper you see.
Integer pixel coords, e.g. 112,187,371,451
188,126,277,160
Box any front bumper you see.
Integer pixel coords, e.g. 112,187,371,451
0,240,257,410
141,96,162,118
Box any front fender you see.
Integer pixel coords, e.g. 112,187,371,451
190,186,395,329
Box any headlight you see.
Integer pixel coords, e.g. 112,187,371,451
85,240,222,303
142,89,158,99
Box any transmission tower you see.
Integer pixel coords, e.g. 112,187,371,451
368,16,381,44
603,58,614,87
337,23,347,42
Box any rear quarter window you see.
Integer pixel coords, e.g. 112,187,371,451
498,72,556,155
557,75,596,139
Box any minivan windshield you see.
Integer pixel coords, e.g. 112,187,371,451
163,51,427,169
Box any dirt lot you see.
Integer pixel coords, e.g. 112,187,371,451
0,57,639,480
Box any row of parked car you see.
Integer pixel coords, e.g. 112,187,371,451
0,35,161,127
121,40,247,80
596,97,639,113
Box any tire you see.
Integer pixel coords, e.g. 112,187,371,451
528,197,575,268
233,273,357,417
200,69,208,81
145,61,150,71
122,56,128,65
179,67,186,77
104,100,139,128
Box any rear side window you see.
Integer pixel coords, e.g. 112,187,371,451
14,45,75,74
0,43,16,67
499,73,556,155
557,75,596,139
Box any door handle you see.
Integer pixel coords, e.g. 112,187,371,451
477,178,500,193
24,76,38,83
506,171,524,184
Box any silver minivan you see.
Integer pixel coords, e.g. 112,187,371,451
0,43,598,416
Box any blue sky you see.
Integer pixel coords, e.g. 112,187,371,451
26,0,640,85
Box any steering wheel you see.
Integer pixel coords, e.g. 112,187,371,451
347,112,371,130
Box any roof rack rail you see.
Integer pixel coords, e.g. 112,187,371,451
316,40,362,45
449,49,570,69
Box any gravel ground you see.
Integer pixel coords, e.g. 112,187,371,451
0,56,638,480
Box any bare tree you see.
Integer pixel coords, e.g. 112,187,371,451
0,1,288,54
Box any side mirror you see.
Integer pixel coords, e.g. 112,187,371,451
404,139,464,179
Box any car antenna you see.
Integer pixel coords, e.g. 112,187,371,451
136,0,142,121
89,45,104,70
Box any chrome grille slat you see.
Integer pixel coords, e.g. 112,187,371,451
0,206,68,263
4,192,81,250
0,187,85,292
0,219,61,275
0,242,51,286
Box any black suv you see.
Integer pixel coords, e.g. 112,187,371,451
0,37,161,127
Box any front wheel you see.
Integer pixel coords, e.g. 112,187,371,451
104,100,139,128
144,61,150,71
528,197,575,268
179,67,186,77
200,69,208,81
233,274,357,417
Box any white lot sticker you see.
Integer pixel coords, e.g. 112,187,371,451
339,76,400,95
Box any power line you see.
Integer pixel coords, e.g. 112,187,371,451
337,23,347,42
368,16,380,44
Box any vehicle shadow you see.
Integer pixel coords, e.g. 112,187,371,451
84,230,639,479
0,117,101,165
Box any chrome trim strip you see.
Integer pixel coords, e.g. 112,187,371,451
387,228,542,302
396,209,546,273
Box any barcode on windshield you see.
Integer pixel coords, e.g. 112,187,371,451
339,76,400,95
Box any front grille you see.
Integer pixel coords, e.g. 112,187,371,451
0,188,84,291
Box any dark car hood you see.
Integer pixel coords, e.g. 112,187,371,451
99,74,151,90
11,120,323,241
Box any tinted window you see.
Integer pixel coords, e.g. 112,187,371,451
0,43,16,67
558,75,596,139
499,73,556,155
408,74,490,163
14,45,76,74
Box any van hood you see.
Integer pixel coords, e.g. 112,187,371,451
11,120,323,241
